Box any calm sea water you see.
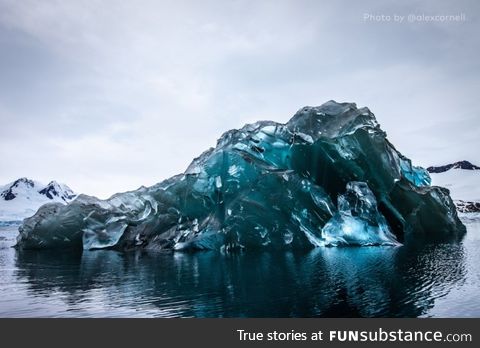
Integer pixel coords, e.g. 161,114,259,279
0,217,479,317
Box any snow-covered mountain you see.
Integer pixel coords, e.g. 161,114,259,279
427,160,480,173
429,161,480,213
0,178,76,222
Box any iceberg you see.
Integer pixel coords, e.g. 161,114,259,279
16,101,466,251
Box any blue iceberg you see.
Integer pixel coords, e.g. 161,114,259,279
16,101,466,251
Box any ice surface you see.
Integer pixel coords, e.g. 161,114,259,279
322,182,400,246
16,101,466,251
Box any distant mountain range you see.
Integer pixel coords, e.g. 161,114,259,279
0,178,76,222
427,160,480,173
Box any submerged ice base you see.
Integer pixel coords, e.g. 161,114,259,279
16,101,466,251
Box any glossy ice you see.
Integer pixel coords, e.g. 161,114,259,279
16,101,465,250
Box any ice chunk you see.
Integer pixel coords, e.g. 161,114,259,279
322,182,400,246
82,221,127,250
399,158,431,187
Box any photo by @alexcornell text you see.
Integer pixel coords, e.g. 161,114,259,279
363,12,467,23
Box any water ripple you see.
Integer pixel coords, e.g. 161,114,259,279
0,221,479,317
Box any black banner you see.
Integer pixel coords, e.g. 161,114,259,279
0,319,476,347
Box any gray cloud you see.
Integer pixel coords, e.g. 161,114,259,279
0,0,479,197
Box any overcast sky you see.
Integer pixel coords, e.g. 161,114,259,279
0,0,479,198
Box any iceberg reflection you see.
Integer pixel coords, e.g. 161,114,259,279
13,241,466,317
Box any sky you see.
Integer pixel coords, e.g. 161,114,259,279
0,0,479,198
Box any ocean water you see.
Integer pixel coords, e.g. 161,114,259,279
0,217,479,318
